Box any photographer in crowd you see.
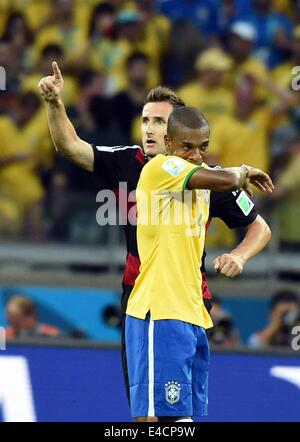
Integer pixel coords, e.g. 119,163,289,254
248,290,300,348
208,296,240,347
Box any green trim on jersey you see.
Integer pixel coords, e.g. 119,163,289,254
182,166,202,192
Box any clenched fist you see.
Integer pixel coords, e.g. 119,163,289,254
38,61,64,103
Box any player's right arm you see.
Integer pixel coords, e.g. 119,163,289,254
188,165,274,194
38,61,94,172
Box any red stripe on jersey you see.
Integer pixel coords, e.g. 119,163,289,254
202,272,212,300
123,253,141,286
135,148,146,165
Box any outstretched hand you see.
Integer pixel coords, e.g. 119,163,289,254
244,166,274,194
38,61,64,103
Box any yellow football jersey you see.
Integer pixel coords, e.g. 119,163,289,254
126,154,213,328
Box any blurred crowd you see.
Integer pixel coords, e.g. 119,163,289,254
0,0,300,249
4,289,300,349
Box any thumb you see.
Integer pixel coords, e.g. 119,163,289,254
52,61,62,79
243,183,253,198
213,258,220,271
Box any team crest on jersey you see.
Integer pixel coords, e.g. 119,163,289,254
162,158,187,177
165,381,181,404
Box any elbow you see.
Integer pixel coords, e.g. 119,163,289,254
264,223,272,244
253,215,272,245
260,216,272,244
54,138,77,156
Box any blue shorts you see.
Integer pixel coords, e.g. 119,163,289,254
125,313,210,418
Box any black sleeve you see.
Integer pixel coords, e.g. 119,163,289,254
91,144,144,190
210,189,258,229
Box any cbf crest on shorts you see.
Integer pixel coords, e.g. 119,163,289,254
165,381,181,404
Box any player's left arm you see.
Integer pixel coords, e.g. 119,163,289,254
213,214,271,277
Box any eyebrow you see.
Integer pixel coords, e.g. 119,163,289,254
181,140,209,149
142,116,167,122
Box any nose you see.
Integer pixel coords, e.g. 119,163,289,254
188,148,203,164
145,121,154,136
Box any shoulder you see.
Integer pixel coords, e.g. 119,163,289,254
142,155,194,180
39,324,61,337
93,144,145,163
153,155,192,173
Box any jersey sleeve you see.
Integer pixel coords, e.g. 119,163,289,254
91,144,143,189
145,155,201,192
210,189,257,228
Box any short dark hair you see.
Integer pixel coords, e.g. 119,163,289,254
42,43,63,58
126,51,149,68
270,290,300,311
144,86,185,109
167,106,208,138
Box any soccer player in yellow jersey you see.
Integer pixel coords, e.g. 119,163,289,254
125,107,274,422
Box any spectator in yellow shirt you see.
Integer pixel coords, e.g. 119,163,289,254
225,21,270,99
108,9,161,92
272,25,300,89
178,47,234,126
0,92,48,239
136,0,171,54
208,74,293,174
1,11,34,72
32,0,86,67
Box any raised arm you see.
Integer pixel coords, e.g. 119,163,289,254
38,61,94,172
188,165,274,194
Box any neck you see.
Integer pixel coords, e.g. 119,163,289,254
128,84,146,103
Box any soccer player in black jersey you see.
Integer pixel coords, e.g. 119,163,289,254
38,62,271,402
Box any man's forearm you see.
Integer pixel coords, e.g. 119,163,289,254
230,215,271,263
45,99,94,172
222,166,248,189
189,165,249,192
46,100,78,155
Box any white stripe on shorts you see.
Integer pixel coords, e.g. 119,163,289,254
148,318,155,416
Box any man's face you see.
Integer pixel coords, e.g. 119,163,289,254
128,59,148,88
6,303,37,332
141,102,174,157
164,125,210,165
200,69,224,87
229,34,253,60
235,79,255,113
6,304,27,331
